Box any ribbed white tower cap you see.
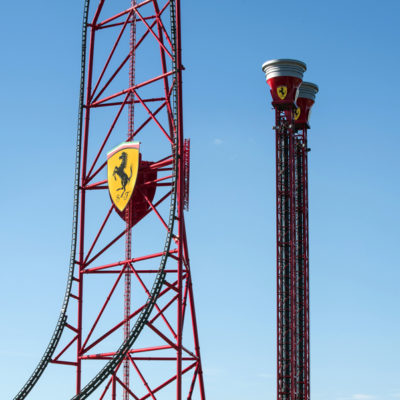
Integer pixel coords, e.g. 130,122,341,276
298,81,319,101
262,59,307,80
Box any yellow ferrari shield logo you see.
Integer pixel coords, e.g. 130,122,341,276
107,142,140,212
295,107,301,120
277,85,287,100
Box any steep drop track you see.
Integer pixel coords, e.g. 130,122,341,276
13,0,185,398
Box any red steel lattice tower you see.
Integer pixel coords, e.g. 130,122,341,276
293,81,318,400
262,60,318,400
14,1,206,399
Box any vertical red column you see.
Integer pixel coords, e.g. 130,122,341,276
123,1,136,397
294,126,307,400
175,1,184,395
274,107,297,400
303,136,310,400
294,80,318,400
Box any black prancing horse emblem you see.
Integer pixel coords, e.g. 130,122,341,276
112,152,132,197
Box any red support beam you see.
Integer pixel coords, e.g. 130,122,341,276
14,2,207,399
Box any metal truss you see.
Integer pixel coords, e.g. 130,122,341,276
274,108,310,400
14,1,206,399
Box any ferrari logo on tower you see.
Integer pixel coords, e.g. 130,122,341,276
277,85,288,100
107,142,140,212
295,107,301,120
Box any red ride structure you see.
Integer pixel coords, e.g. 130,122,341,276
262,60,318,400
14,1,206,399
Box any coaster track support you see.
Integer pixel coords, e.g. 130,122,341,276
13,1,206,399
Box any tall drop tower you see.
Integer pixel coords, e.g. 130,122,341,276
262,59,318,400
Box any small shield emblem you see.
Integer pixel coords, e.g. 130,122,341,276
107,142,140,212
277,85,288,100
295,107,301,120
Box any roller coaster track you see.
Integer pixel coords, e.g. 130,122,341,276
13,0,181,398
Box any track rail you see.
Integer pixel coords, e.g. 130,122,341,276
14,0,180,398
13,2,90,398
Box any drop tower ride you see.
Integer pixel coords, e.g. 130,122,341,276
262,59,318,400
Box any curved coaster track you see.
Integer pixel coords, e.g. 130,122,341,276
14,1,205,399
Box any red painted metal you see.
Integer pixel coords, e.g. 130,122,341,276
267,76,303,106
115,161,158,226
294,97,314,128
272,100,311,400
275,107,296,400
183,139,190,211
294,126,310,400
34,1,207,398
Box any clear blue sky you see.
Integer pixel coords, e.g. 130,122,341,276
1,1,399,399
